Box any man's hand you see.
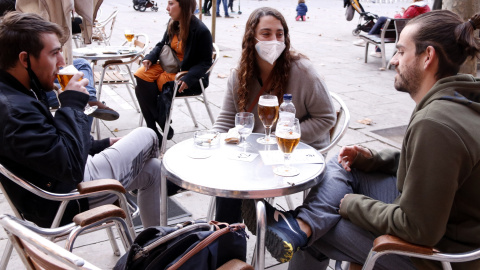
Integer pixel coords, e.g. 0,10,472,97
337,145,372,172
142,60,152,71
109,137,122,146
339,194,349,211
65,72,88,95
178,80,189,93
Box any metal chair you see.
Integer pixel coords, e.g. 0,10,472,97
91,10,118,46
362,235,480,270
0,214,108,270
0,163,138,270
158,43,220,156
92,33,148,139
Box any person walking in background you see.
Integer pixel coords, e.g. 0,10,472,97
203,0,212,16
228,0,234,13
296,0,308,21
353,0,430,57
216,0,233,17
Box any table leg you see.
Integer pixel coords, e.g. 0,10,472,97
255,200,266,270
160,165,168,226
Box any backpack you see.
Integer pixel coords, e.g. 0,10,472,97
114,221,248,270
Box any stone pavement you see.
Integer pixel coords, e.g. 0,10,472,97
1,0,477,269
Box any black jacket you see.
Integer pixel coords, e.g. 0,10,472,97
144,16,213,91
0,70,109,227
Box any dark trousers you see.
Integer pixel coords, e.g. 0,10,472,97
203,0,212,12
134,77,165,143
215,197,242,224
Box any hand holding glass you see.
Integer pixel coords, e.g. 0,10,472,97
56,65,97,115
257,95,279,145
235,112,254,157
274,118,301,177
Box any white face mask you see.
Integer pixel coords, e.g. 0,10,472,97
255,38,286,65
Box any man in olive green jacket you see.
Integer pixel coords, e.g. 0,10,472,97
242,10,480,270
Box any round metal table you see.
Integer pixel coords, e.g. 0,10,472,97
160,133,325,269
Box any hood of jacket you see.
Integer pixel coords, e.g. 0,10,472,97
410,0,429,7
413,74,480,118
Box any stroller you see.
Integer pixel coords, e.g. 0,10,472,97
344,0,378,36
133,0,159,12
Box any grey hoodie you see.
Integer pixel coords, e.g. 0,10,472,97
341,74,480,270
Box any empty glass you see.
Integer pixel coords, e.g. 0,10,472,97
274,118,301,177
256,95,279,145
235,112,254,157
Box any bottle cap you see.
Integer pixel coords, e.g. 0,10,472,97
283,94,292,100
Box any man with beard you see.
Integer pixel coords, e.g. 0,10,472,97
0,12,176,229
241,10,480,269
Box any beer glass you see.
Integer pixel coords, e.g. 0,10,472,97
257,95,279,145
124,29,134,46
56,65,97,115
274,118,301,177
235,112,254,157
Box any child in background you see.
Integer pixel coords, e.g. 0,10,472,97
296,0,308,21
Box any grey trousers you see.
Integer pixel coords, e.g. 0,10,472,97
288,157,416,270
84,127,161,228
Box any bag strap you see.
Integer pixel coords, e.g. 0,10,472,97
166,223,246,270
246,72,274,113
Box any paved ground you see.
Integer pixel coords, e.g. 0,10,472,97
1,0,477,269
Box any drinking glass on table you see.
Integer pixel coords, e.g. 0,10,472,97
257,95,279,145
235,112,254,157
124,29,134,46
56,65,97,115
274,118,301,177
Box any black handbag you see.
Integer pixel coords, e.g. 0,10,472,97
114,221,248,270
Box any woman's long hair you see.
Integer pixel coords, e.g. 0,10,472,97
167,0,196,51
237,7,303,112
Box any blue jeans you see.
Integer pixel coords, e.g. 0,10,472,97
288,157,416,269
216,0,228,16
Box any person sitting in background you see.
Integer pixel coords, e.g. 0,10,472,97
353,0,430,58
134,0,213,145
296,0,308,21
213,6,336,228
242,10,480,269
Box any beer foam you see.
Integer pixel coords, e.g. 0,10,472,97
59,65,79,75
277,131,300,139
258,98,279,106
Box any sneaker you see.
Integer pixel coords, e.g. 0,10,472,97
88,101,120,121
353,39,366,47
241,199,308,263
216,13,222,17
370,51,382,58
205,11,211,16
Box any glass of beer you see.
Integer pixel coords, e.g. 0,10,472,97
56,65,97,115
235,112,254,157
274,118,301,177
124,29,134,46
257,95,279,145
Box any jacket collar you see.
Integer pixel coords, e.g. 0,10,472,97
0,69,35,98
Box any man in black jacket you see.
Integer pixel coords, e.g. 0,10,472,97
0,12,166,228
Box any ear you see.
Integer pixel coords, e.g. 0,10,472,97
18,51,29,69
423,45,438,71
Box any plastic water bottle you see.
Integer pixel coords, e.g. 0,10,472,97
279,94,296,122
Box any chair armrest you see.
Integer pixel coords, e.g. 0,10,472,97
372,235,434,255
73,204,126,227
175,71,189,82
77,179,126,195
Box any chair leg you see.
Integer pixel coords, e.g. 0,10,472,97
0,240,13,270
105,226,121,256
125,65,141,113
285,195,295,210
95,117,101,140
380,42,387,69
200,82,215,125
184,99,198,127
206,196,216,221
365,42,370,63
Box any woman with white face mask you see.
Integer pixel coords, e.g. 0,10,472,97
212,7,337,227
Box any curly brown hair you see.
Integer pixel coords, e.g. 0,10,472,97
237,7,303,112
167,0,196,52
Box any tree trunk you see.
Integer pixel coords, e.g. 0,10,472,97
443,0,480,76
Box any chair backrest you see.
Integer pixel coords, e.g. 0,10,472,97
92,10,118,46
393,18,410,43
381,18,398,39
318,92,351,154
206,43,220,79
0,215,101,270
